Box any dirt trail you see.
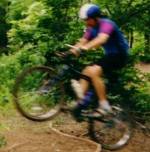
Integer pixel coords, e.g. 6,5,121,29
135,62,150,73
52,113,150,152
1,130,99,152
0,111,150,152
0,113,100,152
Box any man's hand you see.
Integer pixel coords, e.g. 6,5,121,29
68,38,88,57
69,47,86,57
70,49,80,57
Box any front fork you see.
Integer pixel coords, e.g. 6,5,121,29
48,65,70,85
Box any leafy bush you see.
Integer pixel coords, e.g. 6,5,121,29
116,66,150,112
0,135,6,148
132,34,150,63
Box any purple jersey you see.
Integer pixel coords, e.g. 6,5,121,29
83,18,129,55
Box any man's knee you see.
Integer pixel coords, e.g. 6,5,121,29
82,65,103,78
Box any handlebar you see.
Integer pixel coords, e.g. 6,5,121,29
65,44,79,50
55,44,84,58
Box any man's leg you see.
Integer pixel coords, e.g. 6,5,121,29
80,65,111,112
79,78,89,94
82,65,106,99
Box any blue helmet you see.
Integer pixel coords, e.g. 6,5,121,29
79,4,101,20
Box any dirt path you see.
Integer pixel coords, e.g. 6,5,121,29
1,111,150,152
135,62,150,73
0,112,100,152
1,130,99,152
52,113,150,152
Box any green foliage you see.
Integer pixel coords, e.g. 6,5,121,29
7,0,34,21
0,134,6,148
0,0,9,50
116,66,150,112
8,1,48,52
0,0,81,108
132,33,150,63
95,0,150,29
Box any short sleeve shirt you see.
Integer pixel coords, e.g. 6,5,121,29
83,18,129,55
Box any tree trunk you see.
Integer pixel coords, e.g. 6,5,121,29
144,33,150,53
130,30,134,48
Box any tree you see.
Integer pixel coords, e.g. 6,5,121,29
94,1,148,37
0,0,9,53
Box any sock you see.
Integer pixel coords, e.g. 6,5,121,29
71,79,84,99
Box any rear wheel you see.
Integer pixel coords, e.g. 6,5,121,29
89,106,132,150
13,66,65,121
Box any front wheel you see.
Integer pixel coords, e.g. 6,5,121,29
13,66,65,121
89,106,132,150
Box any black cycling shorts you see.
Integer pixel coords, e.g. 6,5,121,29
98,53,128,72
100,53,128,82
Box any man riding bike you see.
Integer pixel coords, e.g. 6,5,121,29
69,3,129,116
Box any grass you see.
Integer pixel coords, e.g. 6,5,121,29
0,135,7,148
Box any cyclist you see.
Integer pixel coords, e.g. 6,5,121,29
70,3,129,116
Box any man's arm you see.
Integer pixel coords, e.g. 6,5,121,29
81,33,110,51
70,37,89,56
74,37,89,47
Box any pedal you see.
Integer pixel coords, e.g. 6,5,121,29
81,110,103,118
112,106,123,112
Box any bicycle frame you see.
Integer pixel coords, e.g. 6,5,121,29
51,54,91,84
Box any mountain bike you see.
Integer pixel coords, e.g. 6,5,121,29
12,44,132,150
